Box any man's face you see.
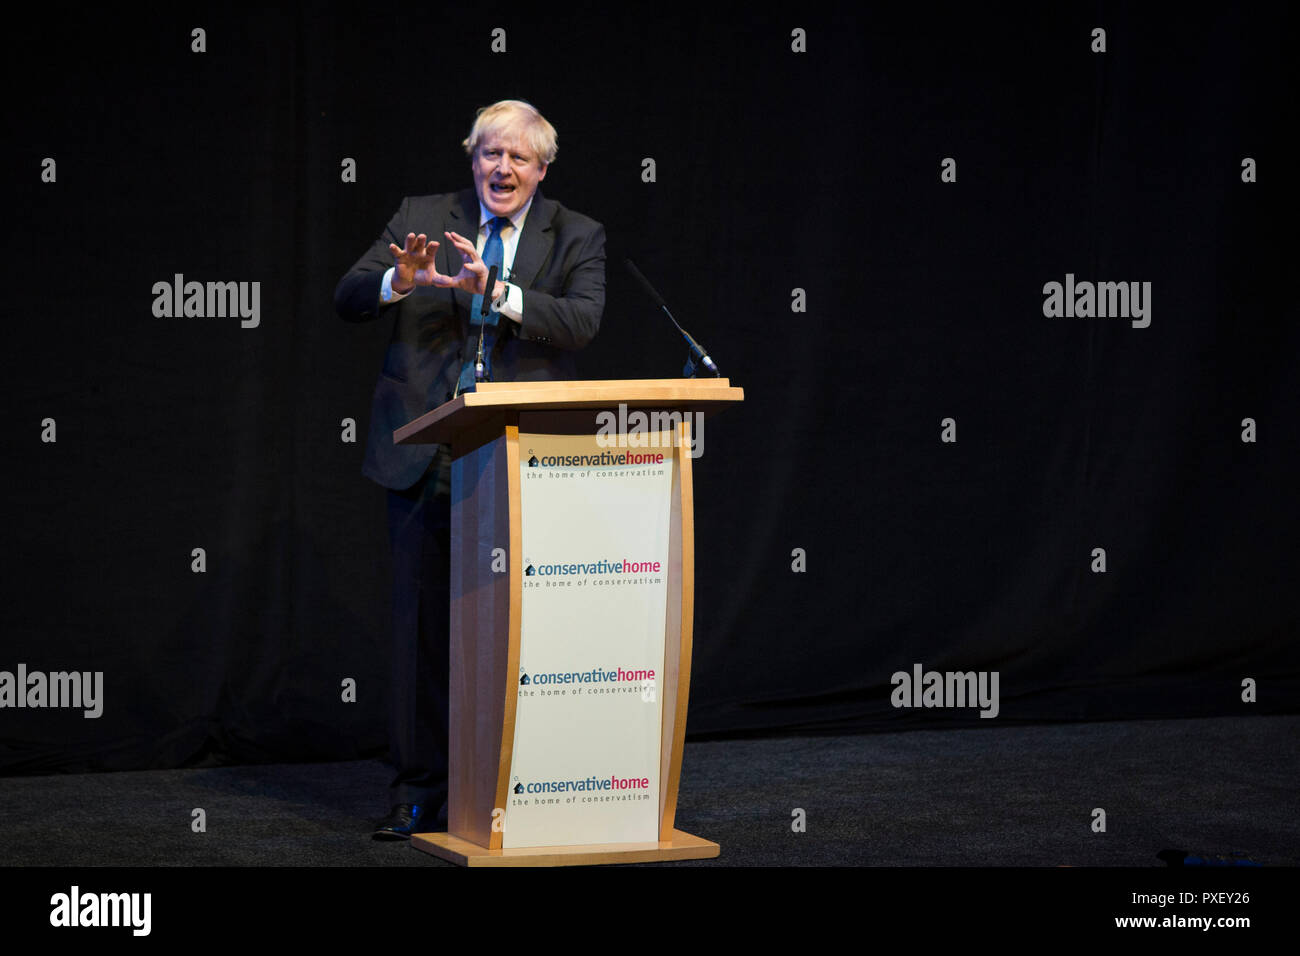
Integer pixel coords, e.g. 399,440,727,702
471,129,548,219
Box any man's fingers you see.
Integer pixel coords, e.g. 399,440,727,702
444,231,477,258
427,261,459,287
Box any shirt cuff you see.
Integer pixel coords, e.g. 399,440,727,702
497,282,523,323
380,267,413,304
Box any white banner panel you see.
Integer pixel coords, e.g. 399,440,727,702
504,432,674,848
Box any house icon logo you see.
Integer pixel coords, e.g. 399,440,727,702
520,673,531,685
514,783,525,794
525,563,536,576
528,452,540,467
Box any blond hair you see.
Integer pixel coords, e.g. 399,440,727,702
462,99,558,166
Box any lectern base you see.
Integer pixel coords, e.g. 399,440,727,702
410,829,720,867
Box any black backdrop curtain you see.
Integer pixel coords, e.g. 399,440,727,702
2,4,1296,773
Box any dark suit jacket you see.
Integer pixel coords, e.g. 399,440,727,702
334,188,606,490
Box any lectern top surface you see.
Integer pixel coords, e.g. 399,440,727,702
395,378,744,448
466,378,741,404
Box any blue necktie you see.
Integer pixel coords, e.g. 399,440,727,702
455,216,510,396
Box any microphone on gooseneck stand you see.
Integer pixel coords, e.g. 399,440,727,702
475,264,499,384
623,258,721,378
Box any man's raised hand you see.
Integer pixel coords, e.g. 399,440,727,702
388,233,442,293
434,231,490,296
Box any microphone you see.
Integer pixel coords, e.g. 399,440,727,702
475,264,499,383
624,258,721,378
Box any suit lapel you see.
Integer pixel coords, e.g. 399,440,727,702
510,191,555,289
447,189,480,320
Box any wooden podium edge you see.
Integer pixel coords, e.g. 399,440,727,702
490,424,524,850
411,829,719,868
659,419,694,840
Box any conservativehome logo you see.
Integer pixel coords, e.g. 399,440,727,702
519,666,656,687
1042,273,1151,328
594,404,705,459
526,449,665,468
890,663,999,719
512,774,651,795
0,664,103,718
523,557,662,578
152,273,261,328
50,886,151,936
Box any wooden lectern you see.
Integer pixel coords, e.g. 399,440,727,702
394,379,742,867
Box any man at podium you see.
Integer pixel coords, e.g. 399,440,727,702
333,99,606,839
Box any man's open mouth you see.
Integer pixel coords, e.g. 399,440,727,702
490,183,516,193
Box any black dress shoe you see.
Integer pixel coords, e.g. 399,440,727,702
372,803,425,841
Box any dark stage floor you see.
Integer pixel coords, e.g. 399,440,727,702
2,716,1295,867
